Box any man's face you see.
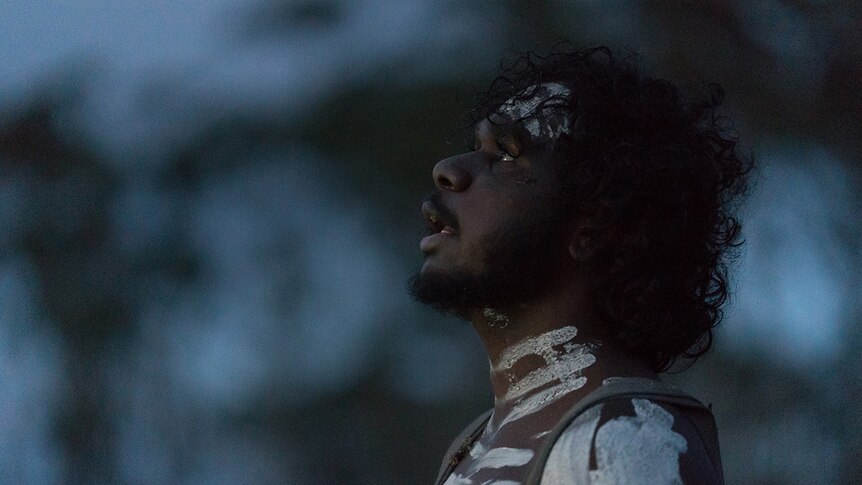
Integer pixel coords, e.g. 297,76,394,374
409,85,575,314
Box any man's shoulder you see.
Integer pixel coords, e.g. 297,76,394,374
540,396,721,484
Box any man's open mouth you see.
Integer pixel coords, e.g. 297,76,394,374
422,200,458,236
427,214,457,235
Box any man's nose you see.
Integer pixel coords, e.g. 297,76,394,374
432,154,472,192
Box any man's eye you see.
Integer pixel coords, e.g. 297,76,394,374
495,141,518,162
497,151,517,162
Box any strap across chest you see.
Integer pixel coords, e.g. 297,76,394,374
434,378,724,485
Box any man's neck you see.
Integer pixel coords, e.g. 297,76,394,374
465,280,655,428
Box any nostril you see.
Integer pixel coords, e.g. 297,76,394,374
432,155,470,191
436,173,454,190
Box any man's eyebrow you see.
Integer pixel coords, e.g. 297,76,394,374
482,120,516,139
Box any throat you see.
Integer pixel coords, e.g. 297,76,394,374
487,325,599,432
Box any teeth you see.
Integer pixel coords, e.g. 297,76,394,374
426,213,454,235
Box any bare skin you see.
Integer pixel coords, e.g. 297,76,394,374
424,114,719,484
445,292,658,484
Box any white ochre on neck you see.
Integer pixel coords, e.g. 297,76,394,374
488,326,597,432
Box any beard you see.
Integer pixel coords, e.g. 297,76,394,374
408,210,569,318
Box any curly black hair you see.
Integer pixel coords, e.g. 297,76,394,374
469,45,753,372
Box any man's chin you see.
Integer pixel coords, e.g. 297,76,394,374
409,225,565,316
407,270,475,318
408,266,531,319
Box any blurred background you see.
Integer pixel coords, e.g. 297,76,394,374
1,1,860,483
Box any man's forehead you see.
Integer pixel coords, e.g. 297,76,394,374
495,82,573,142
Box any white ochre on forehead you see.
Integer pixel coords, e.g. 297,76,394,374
498,82,572,140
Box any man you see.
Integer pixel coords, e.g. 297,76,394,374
409,46,751,484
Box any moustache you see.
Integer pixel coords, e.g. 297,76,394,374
426,191,459,230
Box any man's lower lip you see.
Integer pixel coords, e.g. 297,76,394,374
420,232,456,252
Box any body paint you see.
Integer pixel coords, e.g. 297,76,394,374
494,371,590,430
444,446,535,485
443,475,472,485
489,326,597,432
493,326,579,371
540,404,605,485
469,440,487,460
589,399,688,485
469,447,534,472
450,327,598,484
499,82,572,141
504,344,595,401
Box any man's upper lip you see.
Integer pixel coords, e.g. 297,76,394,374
421,200,457,235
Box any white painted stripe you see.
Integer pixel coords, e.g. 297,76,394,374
469,447,534,472
493,326,579,371
504,348,596,401
541,403,605,484
589,399,688,485
495,375,589,430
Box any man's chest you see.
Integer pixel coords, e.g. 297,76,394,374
442,429,543,485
